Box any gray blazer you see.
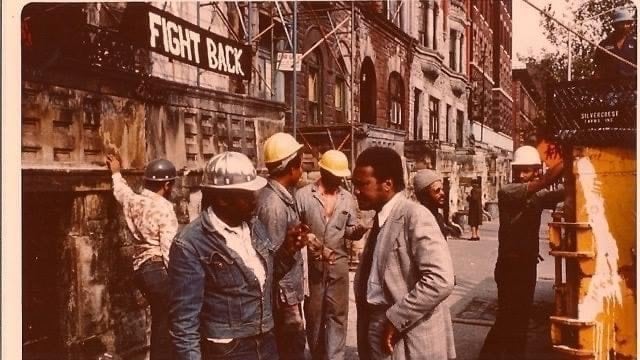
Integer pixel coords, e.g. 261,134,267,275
354,195,456,360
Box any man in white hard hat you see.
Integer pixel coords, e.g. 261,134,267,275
168,151,308,360
255,132,307,360
479,145,564,360
295,150,369,360
106,155,178,360
594,7,637,78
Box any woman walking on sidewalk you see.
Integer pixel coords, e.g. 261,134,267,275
467,180,482,241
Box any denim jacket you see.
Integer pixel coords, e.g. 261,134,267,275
255,180,305,305
168,211,295,360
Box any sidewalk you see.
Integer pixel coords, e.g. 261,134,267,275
345,211,560,360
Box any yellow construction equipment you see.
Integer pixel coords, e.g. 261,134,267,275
545,78,636,359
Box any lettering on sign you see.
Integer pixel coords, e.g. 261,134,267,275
122,4,251,80
277,53,302,72
579,110,619,126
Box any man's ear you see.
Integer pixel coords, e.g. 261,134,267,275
382,178,394,193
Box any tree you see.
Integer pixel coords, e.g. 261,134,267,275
521,0,636,81
517,0,636,134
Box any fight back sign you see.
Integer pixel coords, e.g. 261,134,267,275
122,4,251,80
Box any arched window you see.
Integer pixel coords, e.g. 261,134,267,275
388,72,404,129
307,50,322,124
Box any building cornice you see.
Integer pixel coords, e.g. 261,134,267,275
491,87,513,103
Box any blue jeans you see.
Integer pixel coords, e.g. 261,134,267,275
134,260,172,360
203,331,278,360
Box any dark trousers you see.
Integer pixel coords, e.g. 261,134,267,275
134,260,172,360
479,260,537,360
203,331,278,360
274,302,306,360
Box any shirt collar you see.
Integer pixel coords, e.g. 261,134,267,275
141,188,172,206
378,192,403,227
268,179,295,205
207,207,247,236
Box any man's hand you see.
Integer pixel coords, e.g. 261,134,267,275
105,154,121,174
350,224,369,239
283,223,309,255
382,319,400,354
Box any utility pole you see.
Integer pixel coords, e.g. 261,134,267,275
480,44,486,143
293,0,297,137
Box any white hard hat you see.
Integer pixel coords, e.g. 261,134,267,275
612,8,634,23
201,152,267,191
512,145,541,166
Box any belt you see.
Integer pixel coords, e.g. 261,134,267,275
367,303,389,312
141,256,163,266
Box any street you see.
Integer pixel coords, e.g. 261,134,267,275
344,211,560,360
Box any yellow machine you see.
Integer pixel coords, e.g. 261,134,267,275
545,78,636,359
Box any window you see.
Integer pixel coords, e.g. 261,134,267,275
413,88,422,140
428,96,440,140
334,77,346,122
456,110,464,147
386,0,402,28
432,4,439,50
307,51,322,124
421,1,438,49
445,104,451,142
449,30,457,70
388,73,404,129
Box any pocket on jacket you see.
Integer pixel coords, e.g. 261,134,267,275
201,251,242,288
204,338,240,357
333,210,350,230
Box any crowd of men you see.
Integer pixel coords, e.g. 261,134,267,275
106,127,565,360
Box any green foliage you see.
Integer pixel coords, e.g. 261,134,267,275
522,0,636,81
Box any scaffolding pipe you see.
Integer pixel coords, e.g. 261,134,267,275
293,0,297,137
300,17,350,60
234,0,247,41
274,0,293,50
350,1,355,173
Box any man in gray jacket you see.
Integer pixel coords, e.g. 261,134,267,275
295,150,368,360
353,147,456,360
255,132,307,360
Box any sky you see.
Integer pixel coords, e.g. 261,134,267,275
512,0,567,67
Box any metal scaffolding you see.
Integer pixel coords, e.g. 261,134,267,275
198,1,360,165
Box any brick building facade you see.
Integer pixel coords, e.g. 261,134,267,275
20,1,518,358
512,68,540,149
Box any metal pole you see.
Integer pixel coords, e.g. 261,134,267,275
293,0,297,137
350,2,355,172
567,34,572,81
480,46,485,143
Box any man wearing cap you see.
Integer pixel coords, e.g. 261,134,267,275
106,155,179,360
168,151,308,360
295,150,368,360
478,145,564,360
413,169,451,240
594,7,637,78
255,132,307,360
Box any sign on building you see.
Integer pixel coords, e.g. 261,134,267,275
277,53,302,72
122,4,251,80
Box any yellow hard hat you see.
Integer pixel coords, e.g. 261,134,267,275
318,150,351,177
263,132,304,164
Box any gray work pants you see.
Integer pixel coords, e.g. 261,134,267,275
304,259,349,360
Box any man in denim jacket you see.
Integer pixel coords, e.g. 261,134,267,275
168,152,308,360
